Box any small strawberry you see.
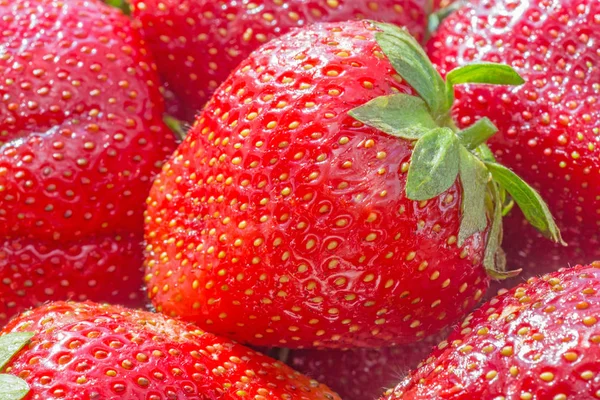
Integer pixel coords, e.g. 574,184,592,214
0,0,177,324
0,301,339,400
386,262,600,399
427,0,600,280
283,331,448,400
145,20,560,349
129,0,435,119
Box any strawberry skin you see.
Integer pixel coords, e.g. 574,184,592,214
286,331,448,400
427,0,600,279
0,0,177,324
1,301,339,399
386,262,600,399
130,0,431,118
145,20,490,349
0,236,144,321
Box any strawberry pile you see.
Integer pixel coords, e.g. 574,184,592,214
0,0,598,399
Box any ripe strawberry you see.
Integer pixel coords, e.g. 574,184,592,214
0,301,339,400
386,262,600,399
283,331,448,400
0,0,177,324
427,0,600,280
129,0,435,119
145,20,560,349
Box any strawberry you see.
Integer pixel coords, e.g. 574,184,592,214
427,0,600,280
385,262,600,399
0,301,339,400
0,0,177,324
129,0,436,119
283,331,448,400
144,20,560,349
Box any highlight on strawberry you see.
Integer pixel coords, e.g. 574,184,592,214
0,302,339,400
385,262,600,399
144,20,562,350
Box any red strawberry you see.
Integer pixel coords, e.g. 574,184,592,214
129,0,435,119
386,262,600,399
427,0,600,281
145,20,560,349
284,331,448,400
0,0,177,324
0,301,339,400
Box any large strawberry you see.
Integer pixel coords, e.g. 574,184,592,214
283,331,448,400
386,262,600,399
129,0,438,120
144,20,560,349
0,301,339,399
427,0,600,280
0,0,177,324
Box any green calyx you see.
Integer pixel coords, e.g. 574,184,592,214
349,22,564,278
0,332,34,400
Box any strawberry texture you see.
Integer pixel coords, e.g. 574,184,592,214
0,0,177,324
144,20,490,349
1,301,340,399
130,0,433,119
386,262,600,399
427,0,600,281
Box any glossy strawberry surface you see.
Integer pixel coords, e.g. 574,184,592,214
145,20,489,349
427,0,600,279
130,0,431,119
0,0,177,324
1,301,339,399
386,262,600,399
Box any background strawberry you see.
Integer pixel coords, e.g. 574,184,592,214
0,301,339,399
129,0,434,120
0,0,177,325
387,262,600,399
427,0,600,281
144,20,558,349
283,330,449,400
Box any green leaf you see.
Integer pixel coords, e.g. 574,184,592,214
475,144,497,163
105,0,130,14
0,374,29,400
483,182,505,272
348,94,438,140
457,148,490,246
445,63,524,108
164,115,187,142
0,333,33,370
485,162,565,244
406,128,460,200
502,199,515,216
457,118,498,150
373,22,447,118
426,0,463,40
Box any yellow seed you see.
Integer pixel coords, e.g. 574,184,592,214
540,372,554,382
